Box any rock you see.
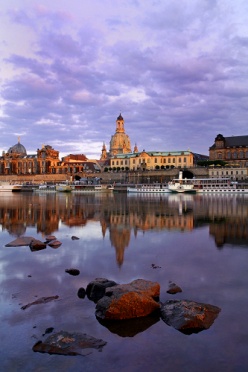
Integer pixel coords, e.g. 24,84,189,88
48,240,62,248
21,295,59,310
45,235,56,242
32,331,107,356
42,327,54,336
71,236,80,240
5,236,35,247
65,268,80,276
77,288,86,299
86,278,118,302
95,279,160,320
97,314,160,337
29,239,47,252
105,279,160,299
160,299,221,334
167,281,182,294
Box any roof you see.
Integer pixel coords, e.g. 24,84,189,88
110,150,195,159
210,135,248,149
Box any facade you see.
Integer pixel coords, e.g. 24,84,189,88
209,167,247,181
0,139,101,176
110,150,207,171
0,140,60,175
209,134,248,167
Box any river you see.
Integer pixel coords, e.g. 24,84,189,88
1,191,248,371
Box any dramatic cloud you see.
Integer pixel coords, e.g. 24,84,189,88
0,0,248,158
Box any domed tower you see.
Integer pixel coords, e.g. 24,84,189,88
109,114,131,156
7,137,27,158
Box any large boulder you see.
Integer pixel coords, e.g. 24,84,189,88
160,299,221,334
95,279,160,320
86,278,118,302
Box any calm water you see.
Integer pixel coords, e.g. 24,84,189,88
1,191,248,372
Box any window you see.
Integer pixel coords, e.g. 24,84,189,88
226,151,231,159
233,152,237,159
173,158,175,163
168,158,171,163
218,153,222,159
179,158,181,163
184,157,186,162
155,158,157,163
239,151,244,159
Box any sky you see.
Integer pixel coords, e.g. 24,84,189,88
1,0,248,159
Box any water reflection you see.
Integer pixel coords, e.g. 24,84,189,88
1,193,248,262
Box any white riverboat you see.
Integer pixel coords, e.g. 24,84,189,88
72,183,113,193
0,182,22,192
192,178,248,193
168,172,196,193
55,183,73,192
34,184,56,193
127,184,170,193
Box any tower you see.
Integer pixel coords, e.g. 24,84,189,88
109,114,131,156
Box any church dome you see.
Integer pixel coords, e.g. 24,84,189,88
8,141,27,156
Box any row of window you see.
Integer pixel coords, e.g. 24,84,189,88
111,157,189,167
217,151,248,159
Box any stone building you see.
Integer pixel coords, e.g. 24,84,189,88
0,139,60,175
100,114,136,160
209,134,248,167
110,150,208,171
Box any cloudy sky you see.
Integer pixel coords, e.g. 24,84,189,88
1,0,248,159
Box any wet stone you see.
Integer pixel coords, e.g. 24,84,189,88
32,331,107,356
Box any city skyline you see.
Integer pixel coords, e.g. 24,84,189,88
1,0,248,159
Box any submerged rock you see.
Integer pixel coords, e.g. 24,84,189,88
86,278,118,302
45,235,56,242
5,236,35,247
65,268,80,276
160,299,221,334
29,239,47,252
71,236,80,240
95,279,160,320
32,331,107,356
21,295,59,310
48,240,62,248
77,288,86,299
166,281,182,294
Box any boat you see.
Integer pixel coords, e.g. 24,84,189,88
55,183,73,192
0,182,22,192
34,184,56,193
127,184,170,193
191,177,248,193
72,183,113,193
168,172,196,193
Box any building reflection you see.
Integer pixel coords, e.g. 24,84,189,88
0,193,247,265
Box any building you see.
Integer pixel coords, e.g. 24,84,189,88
102,114,208,171
209,134,248,167
110,150,208,171
100,114,137,160
0,139,60,175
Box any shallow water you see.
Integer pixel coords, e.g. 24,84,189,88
1,192,248,371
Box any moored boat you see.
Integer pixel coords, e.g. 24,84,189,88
0,182,22,192
55,183,73,192
191,178,248,193
127,184,170,193
168,172,196,193
72,183,113,193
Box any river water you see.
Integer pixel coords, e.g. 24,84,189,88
1,191,248,372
